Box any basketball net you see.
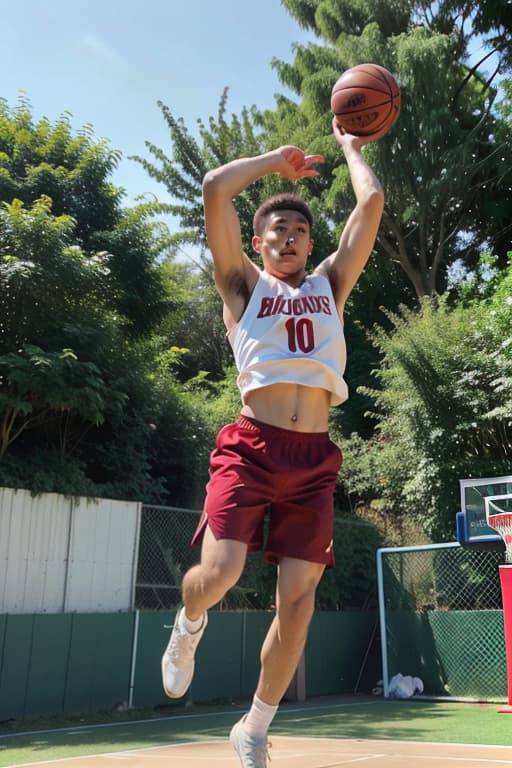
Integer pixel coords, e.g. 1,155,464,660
486,497,512,563
487,514,512,563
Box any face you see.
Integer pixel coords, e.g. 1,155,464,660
252,209,313,282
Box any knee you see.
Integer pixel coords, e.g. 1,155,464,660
184,531,247,600
183,556,243,599
277,583,317,629
205,559,243,593
276,562,324,627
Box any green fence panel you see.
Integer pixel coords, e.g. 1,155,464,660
386,609,508,700
0,615,34,721
0,614,5,714
428,610,507,699
63,613,134,714
306,611,376,696
9,608,497,721
0,610,384,721
132,610,179,709
133,610,273,707
240,612,274,698
386,610,446,694
189,612,244,703
24,614,73,718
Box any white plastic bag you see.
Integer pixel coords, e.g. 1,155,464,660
388,673,424,699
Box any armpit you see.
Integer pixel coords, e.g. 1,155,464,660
230,270,251,300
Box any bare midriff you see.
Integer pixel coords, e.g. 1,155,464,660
240,383,331,432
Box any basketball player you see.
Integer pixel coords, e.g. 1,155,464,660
161,118,384,767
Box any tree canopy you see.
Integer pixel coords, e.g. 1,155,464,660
0,99,181,500
0,97,169,336
272,0,512,295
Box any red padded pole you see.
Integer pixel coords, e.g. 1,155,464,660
498,565,512,713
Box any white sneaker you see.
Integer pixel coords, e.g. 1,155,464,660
161,608,208,698
229,717,271,767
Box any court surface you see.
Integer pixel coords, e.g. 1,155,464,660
3,698,512,767
8,737,512,768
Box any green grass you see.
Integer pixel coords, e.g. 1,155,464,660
0,700,231,735
1,699,511,766
277,700,512,745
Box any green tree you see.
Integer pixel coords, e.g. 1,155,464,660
133,90,266,257
154,259,231,381
0,95,120,249
0,196,111,354
0,99,179,500
344,256,512,541
432,0,512,68
0,97,169,336
0,344,125,458
271,0,512,295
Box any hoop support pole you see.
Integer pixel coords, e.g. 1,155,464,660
498,565,512,713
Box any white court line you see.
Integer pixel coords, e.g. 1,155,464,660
0,700,384,740
397,758,512,765
1,742,219,768
278,737,512,752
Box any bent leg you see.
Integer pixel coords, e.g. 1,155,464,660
255,557,325,705
161,525,248,699
182,524,248,619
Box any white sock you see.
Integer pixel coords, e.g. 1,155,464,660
243,695,278,738
180,607,204,634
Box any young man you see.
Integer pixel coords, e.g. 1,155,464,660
161,118,384,767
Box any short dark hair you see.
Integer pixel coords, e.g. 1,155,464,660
253,193,313,236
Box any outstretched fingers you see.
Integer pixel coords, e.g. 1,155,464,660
300,154,325,177
280,146,324,178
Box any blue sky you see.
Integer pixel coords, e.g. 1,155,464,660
2,0,316,210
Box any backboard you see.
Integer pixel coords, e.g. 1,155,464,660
456,476,512,549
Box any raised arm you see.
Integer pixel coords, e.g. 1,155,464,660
315,119,385,314
202,147,323,324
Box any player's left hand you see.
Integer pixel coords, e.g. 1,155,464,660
278,145,325,179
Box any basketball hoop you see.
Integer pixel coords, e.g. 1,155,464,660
487,513,512,563
486,495,512,563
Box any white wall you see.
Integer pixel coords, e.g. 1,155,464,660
0,487,141,613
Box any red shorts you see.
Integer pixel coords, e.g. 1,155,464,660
191,416,342,566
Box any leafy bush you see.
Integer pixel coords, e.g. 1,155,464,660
341,256,512,542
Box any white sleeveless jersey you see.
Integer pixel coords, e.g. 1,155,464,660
227,270,348,406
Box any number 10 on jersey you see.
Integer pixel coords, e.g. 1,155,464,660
285,318,315,353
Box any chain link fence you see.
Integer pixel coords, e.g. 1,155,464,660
135,504,279,611
135,505,381,612
138,507,508,699
378,543,507,701
135,505,199,611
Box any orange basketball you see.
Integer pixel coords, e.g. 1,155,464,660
330,63,400,138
